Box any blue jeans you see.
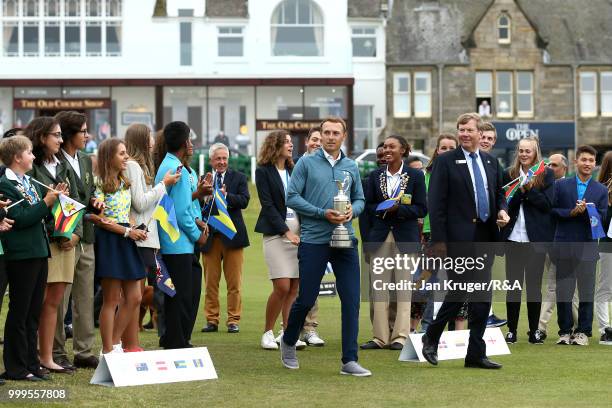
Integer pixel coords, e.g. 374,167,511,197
283,242,360,364
556,257,596,336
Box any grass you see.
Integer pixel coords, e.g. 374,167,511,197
1,184,610,407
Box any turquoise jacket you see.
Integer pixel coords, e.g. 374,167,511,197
155,153,202,255
287,148,364,244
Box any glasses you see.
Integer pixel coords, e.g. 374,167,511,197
47,131,63,138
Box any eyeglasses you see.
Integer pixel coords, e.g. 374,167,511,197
47,131,63,138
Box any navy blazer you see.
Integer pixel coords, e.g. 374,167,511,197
428,147,506,243
501,167,555,242
551,176,608,261
254,164,293,236
201,169,250,251
365,165,427,250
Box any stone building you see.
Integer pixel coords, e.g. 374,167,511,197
386,0,612,165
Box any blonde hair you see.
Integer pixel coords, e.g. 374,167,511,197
508,137,545,188
97,138,130,194
0,135,32,166
125,123,154,185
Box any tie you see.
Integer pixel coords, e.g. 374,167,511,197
216,172,223,189
469,152,489,222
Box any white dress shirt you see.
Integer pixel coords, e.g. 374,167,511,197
62,149,81,178
462,147,489,213
43,156,61,179
385,162,404,198
508,167,530,242
323,149,340,167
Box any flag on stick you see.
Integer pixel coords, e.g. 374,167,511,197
205,187,237,240
586,203,606,240
51,194,86,239
155,253,176,297
152,194,180,243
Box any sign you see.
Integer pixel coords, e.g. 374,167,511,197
256,120,323,132
91,347,218,387
14,99,110,110
398,328,510,363
319,281,337,296
492,121,574,149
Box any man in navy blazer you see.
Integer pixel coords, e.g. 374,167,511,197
421,113,509,369
551,145,607,346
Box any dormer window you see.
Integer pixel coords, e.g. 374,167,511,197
497,14,511,44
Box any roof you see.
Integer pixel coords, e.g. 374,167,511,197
387,0,612,65
348,0,383,18
205,0,249,18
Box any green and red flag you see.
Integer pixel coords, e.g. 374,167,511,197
52,194,85,239
503,178,521,203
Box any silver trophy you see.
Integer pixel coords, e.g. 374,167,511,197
330,172,353,248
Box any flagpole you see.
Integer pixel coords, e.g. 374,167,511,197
6,198,25,210
203,188,216,228
502,175,521,190
30,177,63,194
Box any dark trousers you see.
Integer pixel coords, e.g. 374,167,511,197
160,253,200,349
3,258,47,379
189,252,202,341
284,242,360,364
425,224,493,361
556,256,596,336
505,242,546,334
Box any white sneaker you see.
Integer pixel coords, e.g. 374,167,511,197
302,330,325,347
570,332,589,346
261,330,278,350
295,339,307,350
556,334,571,345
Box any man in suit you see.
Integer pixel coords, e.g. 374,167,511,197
551,145,607,346
422,112,509,369
52,111,101,369
201,143,250,334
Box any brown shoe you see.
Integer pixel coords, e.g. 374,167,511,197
53,356,76,370
73,355,99,369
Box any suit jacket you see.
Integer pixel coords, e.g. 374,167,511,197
58,151,96,244
0,174,50,261
501,167,555,243
201,169,250,251
365,164,427,251
428,147,505,243
551,176,608,261
254,164,293,236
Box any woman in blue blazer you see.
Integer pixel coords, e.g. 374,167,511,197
501,136,554,344
361,135,427,350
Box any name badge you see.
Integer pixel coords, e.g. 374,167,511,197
455,160,467,164
401,194,412,205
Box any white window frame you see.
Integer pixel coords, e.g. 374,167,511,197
580,71,598,117
217,26,244,57
351,26,377,58
270,0,324,57
414,72,432,118
516,71,534,118
497,14,511,44
601,71,612,117
496,71,513,118
393,72,411,118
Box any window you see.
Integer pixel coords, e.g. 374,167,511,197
3,0,18,17
106,23,121,56
580,72,597,117
271,0,323,57
65,22,81,56
86,22,102,56
496,71,513,117
354,105,373,152
352,27,376,57
23,22,39,56
178,9,193,66
45,0,60,16
393,73,410,118
3,22,18,56
86,0,102,17
516,71,533,117
218,27,243,57
106,0,121,16
498,14,511,44
475,72,493,117
45,22,61,56
66,0,80,17
414,72,432,117
601,72,612,116
24,0,38,17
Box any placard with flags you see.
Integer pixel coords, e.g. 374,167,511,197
205,187,237,240
586,203,606,240
52,194,86,239
153,193,180,243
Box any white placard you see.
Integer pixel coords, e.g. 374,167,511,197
398,328,510,363
91,347,217,387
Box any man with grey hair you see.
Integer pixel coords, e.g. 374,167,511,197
201,142,250,334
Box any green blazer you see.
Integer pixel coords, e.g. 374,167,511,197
28,159,83,241
0,174,50,261
58,151,96,244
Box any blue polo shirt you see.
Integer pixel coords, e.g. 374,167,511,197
576,175,591,200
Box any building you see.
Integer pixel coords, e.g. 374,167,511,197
385,0,612,165
0,0,388,156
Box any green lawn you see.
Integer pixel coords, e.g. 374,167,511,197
1,184,610,407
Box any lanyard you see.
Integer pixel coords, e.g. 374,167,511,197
386,166,402,199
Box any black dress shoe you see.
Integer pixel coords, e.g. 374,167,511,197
24,374,45,382
201,323,218,333
31,369,52,380
389,342,404,350
360,340,383,350
421,334,438,366
73,355,99,369
464,357,502,369
54,356,76,370
227,324,240,333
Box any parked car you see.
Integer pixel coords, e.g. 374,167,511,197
352,149,430,179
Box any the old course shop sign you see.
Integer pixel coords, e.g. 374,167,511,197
15,99,110,110
256,120,322,131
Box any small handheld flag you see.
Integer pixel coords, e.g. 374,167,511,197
153,194,180,243
503,159,549,203
155,254,176,297
52,194,86,239
376,192,404,212
205,187,237,240
586,203,606,240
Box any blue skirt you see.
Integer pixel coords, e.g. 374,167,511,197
95,225,146,280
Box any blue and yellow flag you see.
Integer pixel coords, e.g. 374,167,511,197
153,194,180,243
206,187,237,240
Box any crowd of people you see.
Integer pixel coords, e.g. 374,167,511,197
0,111,610,382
